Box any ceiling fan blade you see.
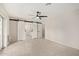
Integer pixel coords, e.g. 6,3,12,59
39,16,47,17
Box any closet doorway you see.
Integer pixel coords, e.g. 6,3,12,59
18,20,44,40
25,22,37,40
24,22,44,40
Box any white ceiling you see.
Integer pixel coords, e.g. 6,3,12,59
1,3,79,21
2,3,51,20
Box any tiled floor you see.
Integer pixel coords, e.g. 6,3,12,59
0,39,79,56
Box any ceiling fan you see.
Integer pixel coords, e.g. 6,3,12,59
29,3,52,20
36,11,47,20
31,11,47,20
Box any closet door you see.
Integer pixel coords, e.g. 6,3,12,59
0,16,3,49
18,21,25,40
31,23,37,39
9,21,18,44
37,24,43,39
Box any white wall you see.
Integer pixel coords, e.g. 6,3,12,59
0,4,9,48
45,4,79,49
